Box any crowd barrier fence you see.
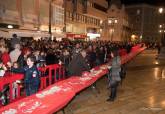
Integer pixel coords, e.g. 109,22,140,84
0,45,146,114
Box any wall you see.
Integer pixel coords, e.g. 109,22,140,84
126,4,161,42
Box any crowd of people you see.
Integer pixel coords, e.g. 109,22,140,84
145,42,161,54
0,34,139,104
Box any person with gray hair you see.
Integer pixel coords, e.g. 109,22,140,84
9,44,21,63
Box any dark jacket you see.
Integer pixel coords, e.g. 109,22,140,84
87,51,96,68
17,54,26,68
68,53,90,76
11,65,40,86
97,50,105,64
10,37,20,49
45,53,59,65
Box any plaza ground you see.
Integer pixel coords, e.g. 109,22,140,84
57,50,165,114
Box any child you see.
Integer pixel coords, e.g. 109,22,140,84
8,55,40,96
12,62,20,99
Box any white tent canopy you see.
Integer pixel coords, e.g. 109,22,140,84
0,29,50,38
9,30,50,38
0,29,66,40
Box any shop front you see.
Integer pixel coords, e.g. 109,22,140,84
66,33,87,40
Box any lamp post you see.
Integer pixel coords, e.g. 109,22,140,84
159,7,164,14
158,7,165,59
158,7,165,46
49,0,53,38
159,24,165,44
63,0,67,32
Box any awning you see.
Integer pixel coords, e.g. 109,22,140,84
9,29,50,37
0,29,50,38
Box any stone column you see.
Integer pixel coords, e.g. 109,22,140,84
16,0,23,25
34,0,40,28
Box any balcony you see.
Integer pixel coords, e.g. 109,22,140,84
0,9,19,24
22,13,38,24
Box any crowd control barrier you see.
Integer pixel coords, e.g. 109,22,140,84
0,45,146,113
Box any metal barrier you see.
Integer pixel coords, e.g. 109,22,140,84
39,64,65,90
0,64,65,105
0,44,144,106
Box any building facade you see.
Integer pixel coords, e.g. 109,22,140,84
126,4,162,42
101,0,130,41
0,0,131,41
0,0,64,38
65,0,130,41
65,0,107,40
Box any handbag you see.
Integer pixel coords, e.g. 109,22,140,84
107,68,118,88
111,57,121,82
120,65,126,79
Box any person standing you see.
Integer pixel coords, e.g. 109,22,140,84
87,45,96,68
97,46,105,65
8,55,40,96
0,45,10,65
107,51,121,102
9,44,21,63
68,49,90,76
10,34,20,49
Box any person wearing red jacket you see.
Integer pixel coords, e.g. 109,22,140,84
0,45,10,65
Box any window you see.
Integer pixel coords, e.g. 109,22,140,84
137,9,140,15
53,5,64,25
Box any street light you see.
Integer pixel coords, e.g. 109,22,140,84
159,24,165,45
159,7,164,14
114,19,118,24
100,29,102,33
100,20,103,24
108,20,112,24
158,7,165,44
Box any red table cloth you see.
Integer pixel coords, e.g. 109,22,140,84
0,80,75,114
0,46,146,114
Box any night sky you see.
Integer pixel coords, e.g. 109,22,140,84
122,0,165,5
107,0,165,6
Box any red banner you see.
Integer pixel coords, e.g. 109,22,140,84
66,33,87,39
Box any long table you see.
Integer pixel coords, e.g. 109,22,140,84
0,46,146,114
